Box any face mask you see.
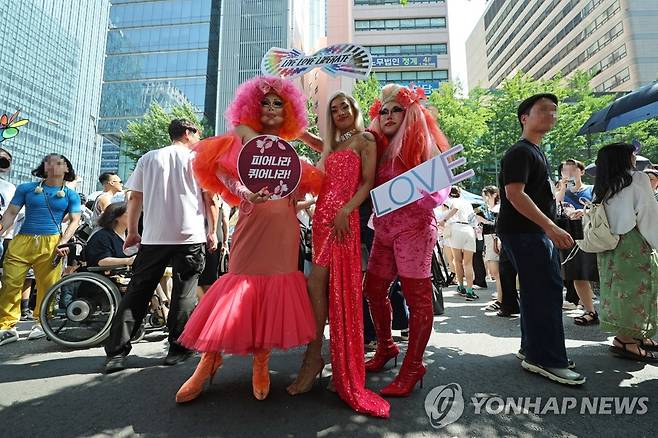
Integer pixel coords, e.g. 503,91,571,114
0,157,10,170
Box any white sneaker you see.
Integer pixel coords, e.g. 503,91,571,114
0,328,19,346
27,324,46,340
562,302,578,310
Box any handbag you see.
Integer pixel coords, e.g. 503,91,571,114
556,203,584,240
576,194,619,253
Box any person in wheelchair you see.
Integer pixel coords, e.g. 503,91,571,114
84,202,135,269
77,202,134,310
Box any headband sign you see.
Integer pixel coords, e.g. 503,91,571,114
261,44,372,79
371,145,475,217
238,135,302,200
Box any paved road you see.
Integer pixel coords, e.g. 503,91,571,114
1,284,656,437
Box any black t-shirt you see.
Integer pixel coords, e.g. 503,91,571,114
85,228,128,267
496,139,556,234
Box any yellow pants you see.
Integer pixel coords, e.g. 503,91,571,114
0,234,62,330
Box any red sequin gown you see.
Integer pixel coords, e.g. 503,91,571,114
312,148,390,418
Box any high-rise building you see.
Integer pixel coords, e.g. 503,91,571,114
466,0,658,92
0,0,110,193
98,0,221,181
315,0,451,136
215,0,326,134
353,0,451,95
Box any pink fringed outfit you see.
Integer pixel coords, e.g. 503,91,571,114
178,133,322,355
312,149,390,418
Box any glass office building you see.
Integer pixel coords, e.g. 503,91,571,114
99,0,221,179
216,0,291,133
0,0,110,193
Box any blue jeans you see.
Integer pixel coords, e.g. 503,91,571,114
499,233,568,368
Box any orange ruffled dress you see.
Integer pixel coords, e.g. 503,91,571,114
178,133,323,354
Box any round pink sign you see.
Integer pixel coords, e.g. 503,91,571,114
237,135,301,199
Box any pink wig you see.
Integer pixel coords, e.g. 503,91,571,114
368,84,450,170
224,75,308,141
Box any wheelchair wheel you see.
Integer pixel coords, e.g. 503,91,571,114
40,273,121,348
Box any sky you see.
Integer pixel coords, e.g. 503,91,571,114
448,0,488,92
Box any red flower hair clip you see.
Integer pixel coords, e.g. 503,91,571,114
396,84,426,108
369,99,382,120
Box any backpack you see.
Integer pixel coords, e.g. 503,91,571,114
576,195,619,253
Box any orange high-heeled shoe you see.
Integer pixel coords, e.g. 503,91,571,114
252,350,271,400
175,352,223,403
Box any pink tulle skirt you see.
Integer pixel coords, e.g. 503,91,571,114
178,271,316,355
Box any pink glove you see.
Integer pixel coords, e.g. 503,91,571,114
417,187,450,210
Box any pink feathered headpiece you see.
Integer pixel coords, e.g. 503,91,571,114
368,83,450,169
224,75,308,141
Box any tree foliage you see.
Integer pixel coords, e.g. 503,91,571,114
353,73,382,127
122,102,213,162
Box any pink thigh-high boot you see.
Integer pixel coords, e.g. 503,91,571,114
381,276,434,397
363,271,399,372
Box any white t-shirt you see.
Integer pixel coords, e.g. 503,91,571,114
0,177,16,216
126,144,206,245
444,197,475,224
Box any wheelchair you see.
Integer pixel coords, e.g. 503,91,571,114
39,232,167,349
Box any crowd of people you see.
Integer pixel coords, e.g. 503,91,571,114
0,77,657,417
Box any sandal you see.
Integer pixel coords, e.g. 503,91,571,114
574,311,599,326
609,337,658,363
634,338,658,352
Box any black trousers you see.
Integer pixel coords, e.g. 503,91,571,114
498,244,520,314
104,243,206,357
473,239,488,287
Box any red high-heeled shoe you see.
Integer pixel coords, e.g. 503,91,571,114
364,272,398,372
176,352,223,403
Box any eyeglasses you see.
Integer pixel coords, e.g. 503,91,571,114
379,106,404,117
261,99,284,110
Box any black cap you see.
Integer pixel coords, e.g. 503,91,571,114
517,93,558,127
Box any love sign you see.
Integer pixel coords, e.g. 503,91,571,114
370,145,475,217
261,44,372,79
237,135,301,199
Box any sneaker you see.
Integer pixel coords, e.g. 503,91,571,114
521,360,585,385
27,324,46,340
456,285,467,297
562,302,578,310
0,328,19,346
105,355,127,374
517,350,576,369
484,301,501,311
465,290,479,301
163,348,194,366
400,329,409,341
20,309,34,321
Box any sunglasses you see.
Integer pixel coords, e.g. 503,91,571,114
187,127,198,134
261,99,284,109
379,106,404,116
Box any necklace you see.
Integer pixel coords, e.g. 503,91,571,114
338,129,357,143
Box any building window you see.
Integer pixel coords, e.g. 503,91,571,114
354,0,444,5
594,67,630,92
364,43,447,56
354,17,446,31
